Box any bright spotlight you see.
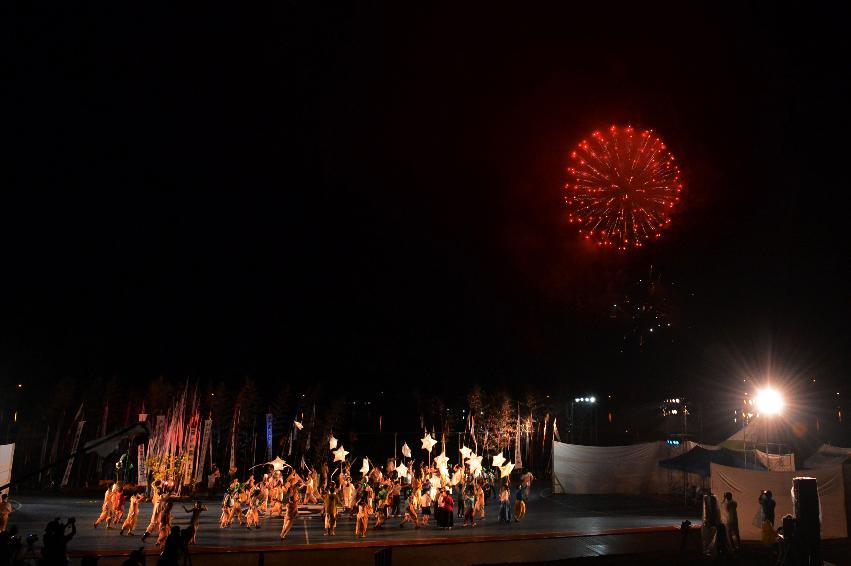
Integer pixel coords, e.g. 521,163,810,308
589,396,596,403
755,388,784,416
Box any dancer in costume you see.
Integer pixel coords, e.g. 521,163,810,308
120,492,144,536
279,488,300,540
93,484,117,528
322,484,341,536
245,490,261,529
398,485,419,529
474,481,486,521
463,485,477,527
419,488,432,525
155,498,174,546
182,500,207,544
354,482,373,538
513,483,526,522
141,479,163,542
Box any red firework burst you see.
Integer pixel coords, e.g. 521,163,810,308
564,125,683,250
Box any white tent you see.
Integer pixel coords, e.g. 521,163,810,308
754,448,795,471
552,440,692,495
803,444,851,469
0,444,14,495
710,462,848,540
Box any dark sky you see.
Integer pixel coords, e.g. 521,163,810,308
5,3,851,407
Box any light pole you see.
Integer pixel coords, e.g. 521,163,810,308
570,397,597,445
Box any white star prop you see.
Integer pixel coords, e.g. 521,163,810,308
294,420,304,430
270,456,287,471
459,445,472,460
401,442,412,458
332,445,349,463
500,461,515,478
396,462,408,479
428,474,441,488
491,453,506,468
329,434,338,450
434,452,449,469
466,453,483,476
421,433,437,453
360,458,370,475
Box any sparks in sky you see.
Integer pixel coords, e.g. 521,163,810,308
564,125,683,250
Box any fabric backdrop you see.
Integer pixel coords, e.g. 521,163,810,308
552,441,692,495
710,462,847,540
0,443,14,495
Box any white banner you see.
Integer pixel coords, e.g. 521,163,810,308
137,444,147,486
195,419,212,484
183,424,198,486
61,421,86,488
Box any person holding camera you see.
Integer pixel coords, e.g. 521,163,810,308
42,516,76,565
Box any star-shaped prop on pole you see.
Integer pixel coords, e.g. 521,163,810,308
329,434,338,450
401,442,412,458
270,456,287,471
360,458,370,475
466,453,483,477
491,453,506,468
500,461,515,478
421,433,437,453
332,445,349,463
459,445,472,460
434,452,449,470
396,461,408,478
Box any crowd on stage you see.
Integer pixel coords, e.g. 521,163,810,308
79,455,534,546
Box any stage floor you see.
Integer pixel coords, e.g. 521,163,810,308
6,488,699,561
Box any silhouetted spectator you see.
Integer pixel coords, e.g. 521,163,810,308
156,526,184,566
121,548,146,566
41,517,76,566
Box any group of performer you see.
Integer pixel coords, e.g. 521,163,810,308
88,457,534,546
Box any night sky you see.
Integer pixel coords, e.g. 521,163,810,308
6,4,851,420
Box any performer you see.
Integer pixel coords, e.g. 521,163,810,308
93,484,117,529
463,485,476,527
322,484,341,536
279,488,300,540
391,480,401,517
419,488,431,526
521,470,534,499
499,482,512,524
141,479,163,542
0,494,13,533
155,498,174,546
112,486,127,528
219,491,234,528
342,476,355,512
120,492,144,536
245,490,261,529
474,481,486,521
304,469,319,504
355,482,373,538
182,500,207,544
399,485,419,529
513,483,526,522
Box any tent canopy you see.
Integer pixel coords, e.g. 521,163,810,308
659,446,764,477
